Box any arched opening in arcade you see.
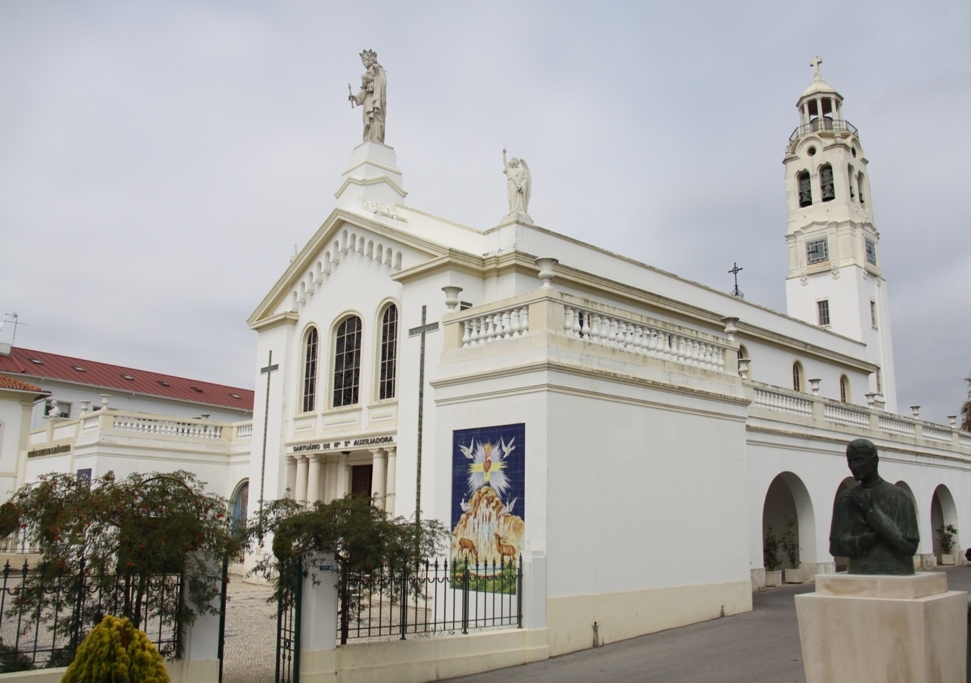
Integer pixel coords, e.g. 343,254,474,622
762,472,817,577
931,484,960,564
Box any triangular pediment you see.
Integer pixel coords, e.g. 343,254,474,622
247,209,449,329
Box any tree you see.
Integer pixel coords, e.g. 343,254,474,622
961,374,971,432
5,470,238,659
252,494,447,643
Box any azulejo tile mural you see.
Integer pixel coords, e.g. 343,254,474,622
450,423,525,593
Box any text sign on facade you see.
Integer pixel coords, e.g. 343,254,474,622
289,434,395,454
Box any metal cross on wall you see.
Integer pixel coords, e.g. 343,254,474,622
258,350,279,536
408,306,439,529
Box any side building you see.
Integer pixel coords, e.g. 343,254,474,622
0,345,255,513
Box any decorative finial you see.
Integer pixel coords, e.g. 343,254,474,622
728,262,744,298
810,55,823,80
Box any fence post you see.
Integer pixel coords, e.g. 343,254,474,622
217,557,229,683
172,557,222,683
520,550,547,631
462,561,470,635
399,567,408,640
298,553,339,683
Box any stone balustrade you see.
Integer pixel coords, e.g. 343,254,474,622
878,414,915,437
748,381,971,457
753,386,813,417
113,414,224,439
444,289,733,376
462,305,530,347
235,422,254,439
563,305,726,373
823,403,869,429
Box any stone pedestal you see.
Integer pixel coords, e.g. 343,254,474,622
795,573,967,682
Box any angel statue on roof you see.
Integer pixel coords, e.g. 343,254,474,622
502,148,532,221
348,49,386,144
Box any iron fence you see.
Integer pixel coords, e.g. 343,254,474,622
338,557,522,644
0,559,185,669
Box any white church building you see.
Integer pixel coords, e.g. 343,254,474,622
17,59,971,660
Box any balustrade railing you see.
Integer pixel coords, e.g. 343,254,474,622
823,403,869,429
236,423,253,439
788,119,858,145
563,306,726,373
462,305,530,348
878,414,916,437
752,387,813,417
923,425,952,444
960,433,971,449
112,415,224,440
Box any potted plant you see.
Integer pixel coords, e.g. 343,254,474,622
781,515,803,583
763,524,782,587
936,524,958,565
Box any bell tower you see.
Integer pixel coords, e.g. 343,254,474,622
783,56,897,411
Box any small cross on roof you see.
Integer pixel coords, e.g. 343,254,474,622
810,55,823,79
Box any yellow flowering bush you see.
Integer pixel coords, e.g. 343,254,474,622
62,615,169,683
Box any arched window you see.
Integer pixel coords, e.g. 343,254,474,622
839,375,850,403
848,164,856,200
820,165,835,202
857,172,865,205
792,362,804,392
302,328,318,412
379,304,398,400
797,171,812,207
333,316,362,407
231,480,249,524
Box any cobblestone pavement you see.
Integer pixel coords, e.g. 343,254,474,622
222,579,277,683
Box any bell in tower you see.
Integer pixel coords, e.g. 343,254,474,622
782,57,897,412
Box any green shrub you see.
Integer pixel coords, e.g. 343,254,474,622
62,615,168,683
763,524,781,571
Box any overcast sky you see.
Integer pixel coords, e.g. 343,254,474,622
1,1,969,424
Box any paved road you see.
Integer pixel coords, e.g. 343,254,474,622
442,567,971,683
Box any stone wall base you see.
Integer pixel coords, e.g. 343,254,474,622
796,573,967,682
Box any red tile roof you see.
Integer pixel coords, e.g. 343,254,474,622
0,347,253,412
0,376,46,394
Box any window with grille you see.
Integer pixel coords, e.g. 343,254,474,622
333,316,362,407
865,238,877,265
807,239,829,264
792,362,803,392
379,305,398,400
302,328,318,412
817,299,830,327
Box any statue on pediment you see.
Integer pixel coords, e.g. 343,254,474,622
348,50,386,144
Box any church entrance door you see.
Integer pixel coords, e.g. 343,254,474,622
351,464,373,497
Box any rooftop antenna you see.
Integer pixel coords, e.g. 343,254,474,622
1,311,27,346
728,263,744,298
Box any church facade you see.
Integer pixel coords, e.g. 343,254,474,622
12,60,971,660
242,60,971,655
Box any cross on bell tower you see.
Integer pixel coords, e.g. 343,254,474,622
781,58,897,412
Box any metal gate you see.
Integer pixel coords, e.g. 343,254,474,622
275,560,303,683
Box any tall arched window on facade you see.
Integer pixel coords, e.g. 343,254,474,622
840,375,850,403
857,172,865,205
820,165,835,202
792,361,804,392
302,328,318,413
797,171,812,207
333,316,362,407
379,304,398,400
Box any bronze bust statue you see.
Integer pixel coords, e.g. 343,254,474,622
829,439,920,575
